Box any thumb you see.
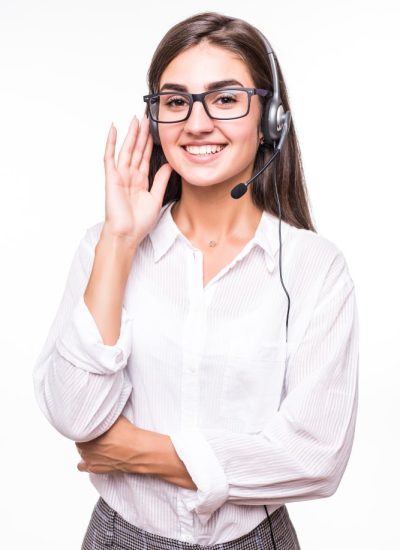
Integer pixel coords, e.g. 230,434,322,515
150,163,174,205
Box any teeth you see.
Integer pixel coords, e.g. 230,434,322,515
184,144,225,155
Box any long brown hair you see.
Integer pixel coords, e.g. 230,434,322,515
145,11,316,232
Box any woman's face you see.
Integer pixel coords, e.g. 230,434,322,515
157,42,263,191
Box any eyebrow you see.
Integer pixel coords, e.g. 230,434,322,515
159,79,244,92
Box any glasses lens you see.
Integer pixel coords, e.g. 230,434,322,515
148,89,250,122
149,93,190,123
205,89,249,119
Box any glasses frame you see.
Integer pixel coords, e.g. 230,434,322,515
143,87,272,123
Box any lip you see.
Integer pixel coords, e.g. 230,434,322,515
182,142,227,146
180,145,227,163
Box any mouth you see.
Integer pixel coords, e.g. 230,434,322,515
181,144,227,162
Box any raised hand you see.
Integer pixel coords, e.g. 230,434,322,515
103,112,173,245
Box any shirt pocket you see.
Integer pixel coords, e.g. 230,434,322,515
219,343,287,433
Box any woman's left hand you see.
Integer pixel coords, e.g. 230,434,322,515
75,415,142,474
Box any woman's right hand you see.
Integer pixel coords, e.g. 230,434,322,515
102,113,173,245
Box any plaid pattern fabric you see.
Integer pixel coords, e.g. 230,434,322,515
81,496,301,549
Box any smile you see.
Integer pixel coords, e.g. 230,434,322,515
181,144,227,162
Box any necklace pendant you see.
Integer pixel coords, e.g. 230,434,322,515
208,240,217,247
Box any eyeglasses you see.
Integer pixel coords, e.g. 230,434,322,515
143,87,272,123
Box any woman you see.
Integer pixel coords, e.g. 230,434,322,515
33,11,359,550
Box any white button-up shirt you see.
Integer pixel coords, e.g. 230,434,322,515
32,201,359,546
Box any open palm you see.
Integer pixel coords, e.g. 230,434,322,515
103,113,173,244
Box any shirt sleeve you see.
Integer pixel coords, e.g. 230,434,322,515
169,252,359,526
32,225,134,442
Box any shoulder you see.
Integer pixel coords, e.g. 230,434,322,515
286,223,350,275
280,224,357,350
284,223,354,303
288,223,342,260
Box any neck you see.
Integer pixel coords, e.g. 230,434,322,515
171,180,263,247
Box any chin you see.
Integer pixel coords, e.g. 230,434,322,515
179,164,246,187
181,172,238,189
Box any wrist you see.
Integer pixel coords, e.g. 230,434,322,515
100,223,141,251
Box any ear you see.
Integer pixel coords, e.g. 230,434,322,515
257,122,263,141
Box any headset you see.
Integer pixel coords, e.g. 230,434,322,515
144,31,292,550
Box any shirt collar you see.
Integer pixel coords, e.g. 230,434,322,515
149,201,289,273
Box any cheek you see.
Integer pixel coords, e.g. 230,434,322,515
228,113,260,144
158,135,183,172
158,128,178,155
231,124,259,153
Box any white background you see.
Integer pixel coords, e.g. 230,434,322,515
1,0,399,548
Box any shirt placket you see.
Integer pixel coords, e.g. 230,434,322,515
182,250,206,425
176,241,255,540
176,247,207,541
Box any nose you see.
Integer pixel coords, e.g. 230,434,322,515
183,99,215,135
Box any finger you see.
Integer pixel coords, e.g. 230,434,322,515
77,461,88,472
138,130,153,178
104,123,117,174
150,163,174,205
130,114,150,169
117,116,139,168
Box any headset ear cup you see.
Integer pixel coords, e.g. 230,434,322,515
149,118,161,146
263,98,284,145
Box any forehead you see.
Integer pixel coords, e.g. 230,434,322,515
159,43,255,92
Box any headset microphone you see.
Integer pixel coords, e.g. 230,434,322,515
230,111,291,199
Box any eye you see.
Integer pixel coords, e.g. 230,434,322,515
165,95,189,108
215,93,237,104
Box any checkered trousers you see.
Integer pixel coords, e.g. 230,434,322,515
81,496,301,549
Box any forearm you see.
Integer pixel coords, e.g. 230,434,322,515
84,225,139,345
152,433,198,491
133,427,198,490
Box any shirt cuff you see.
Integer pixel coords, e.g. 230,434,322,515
169,426,229,525
56,295,133,375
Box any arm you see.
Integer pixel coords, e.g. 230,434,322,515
33,115,172,443
75,415,198,490
167,254,359,525
83,225,138,345
32,225,137,442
